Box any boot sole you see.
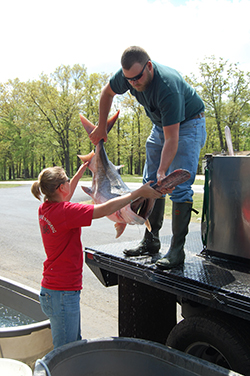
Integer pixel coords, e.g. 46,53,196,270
156,259,184,269
123,249,159,257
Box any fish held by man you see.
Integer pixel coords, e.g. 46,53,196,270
78,111,154,238
78,111,190,238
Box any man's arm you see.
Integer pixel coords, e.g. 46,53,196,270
89,83,117,145
157,123,180,184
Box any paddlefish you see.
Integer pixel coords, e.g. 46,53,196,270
78,111,190,238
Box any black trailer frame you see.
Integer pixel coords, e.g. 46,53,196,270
85,230,250,344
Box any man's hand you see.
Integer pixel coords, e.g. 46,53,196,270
157,170,166,185
89,126,108,146
156,171,174,195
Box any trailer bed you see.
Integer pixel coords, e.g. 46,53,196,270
85,230,250,322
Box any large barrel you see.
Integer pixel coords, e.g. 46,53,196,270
33,337,239,376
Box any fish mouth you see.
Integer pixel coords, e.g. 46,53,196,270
130,197,155,220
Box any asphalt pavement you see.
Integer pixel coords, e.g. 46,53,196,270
0,180,203,340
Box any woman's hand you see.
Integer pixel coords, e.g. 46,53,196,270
66,162,89,202
134,181,163,199
77,162,89,178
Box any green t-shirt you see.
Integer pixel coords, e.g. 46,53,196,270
110,62,204,127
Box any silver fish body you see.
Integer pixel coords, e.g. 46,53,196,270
78,112,191,238
78,112,155,238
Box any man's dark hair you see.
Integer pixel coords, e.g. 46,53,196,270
121,46,150,70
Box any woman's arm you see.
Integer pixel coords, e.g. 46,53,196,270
92,181,164,219
65,162,89,201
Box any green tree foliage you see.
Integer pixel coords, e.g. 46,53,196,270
188,56,250,154
0,57,249,180
105,94,152,176
23,64,89,176
121,93,145,175
81,71,110,174
0,79,38,179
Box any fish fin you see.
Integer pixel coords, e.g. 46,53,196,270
78,150,95,162
79,114,96,135
145,219,152,232
152,169,191,192
79,110,120,135
115,164,124,171
114,222,127,238
81,186,93,196
107,110,120,133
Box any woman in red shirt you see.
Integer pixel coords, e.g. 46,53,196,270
31,162,162,348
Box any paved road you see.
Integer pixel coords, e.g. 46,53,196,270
0,182,202,339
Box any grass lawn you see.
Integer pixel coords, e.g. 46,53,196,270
121,176,205,223
80,174,204,185
0,184,22,188
0,176,204,223
164,194,204,223
81,175,205,223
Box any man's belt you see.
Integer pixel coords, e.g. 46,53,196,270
192,112,205,119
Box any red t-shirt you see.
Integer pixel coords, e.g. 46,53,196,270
38,201,94,291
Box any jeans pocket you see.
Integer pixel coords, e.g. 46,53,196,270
39,291,53,317
62,290,80,313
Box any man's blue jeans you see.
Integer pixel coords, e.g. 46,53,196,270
39,287,81,349
143,117,206,203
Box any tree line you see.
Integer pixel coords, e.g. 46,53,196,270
0,56,250,180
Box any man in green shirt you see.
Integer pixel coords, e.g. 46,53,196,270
89,46,206,269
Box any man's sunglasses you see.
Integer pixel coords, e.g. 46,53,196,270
123,60,150,82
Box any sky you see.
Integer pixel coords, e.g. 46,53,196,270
1,0,250,83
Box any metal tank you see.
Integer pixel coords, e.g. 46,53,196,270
204,155,250,260
0,276,53,368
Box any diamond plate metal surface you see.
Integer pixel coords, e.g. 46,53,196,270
86,231,250,300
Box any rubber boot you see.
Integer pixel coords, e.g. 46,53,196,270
156,202,192,269
124,198,165,256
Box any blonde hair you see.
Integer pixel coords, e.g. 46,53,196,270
31,166,67,201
